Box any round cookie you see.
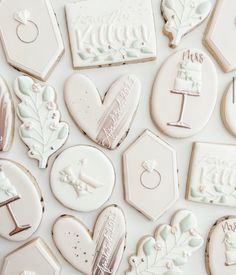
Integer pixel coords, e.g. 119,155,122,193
52,205,126,275
50,145,115,212
221,77,236,137
0,159,44,241
151,48,217,138
206,216,236,275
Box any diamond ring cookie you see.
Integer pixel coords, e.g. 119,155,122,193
65,0,156,69
161,0,212,47
206,216,236,275
52,205,126,274
186,142,236,208
14,9,39,44
151,48,217,138
221,77,236,137
126,210,203,275
0,0,64,81
0,159,43,241
123,130,179,221
64,73,141,150
14,76,69,169
1,238,61,275
0,76,14,152
50,145,115,212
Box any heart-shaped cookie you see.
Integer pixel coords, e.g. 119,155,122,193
64,74,141,150
52,205,126,274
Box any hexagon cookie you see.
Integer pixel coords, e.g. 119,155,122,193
1,238,61,275
204,0,236,72
123,130,179,221
0,0,64,80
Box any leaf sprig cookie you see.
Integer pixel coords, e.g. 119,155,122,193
14,76,69,168
127,210,203,275
161,0,212,47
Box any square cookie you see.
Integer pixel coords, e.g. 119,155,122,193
65,0,156,69
186,142,236,207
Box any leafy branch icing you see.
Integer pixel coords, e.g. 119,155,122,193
162,0,212,47
190,156,236,205
127,210,203,275
14,76,69,168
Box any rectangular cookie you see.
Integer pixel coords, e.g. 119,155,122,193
65,0,157,69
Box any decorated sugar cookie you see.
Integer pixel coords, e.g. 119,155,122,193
65,0,156,68
126,210,203,275
0,0,64,80
0,76,14,152
52,205,126,274
204,0,236,72
50,145,115,212
14,76,69,169
0,159,43,241
206,216,236,275
1,238,61,275
151,48,217,138
64,73,141,150
123,130,179,221
221,77,236,137
161,0,212,47
187,142,236,208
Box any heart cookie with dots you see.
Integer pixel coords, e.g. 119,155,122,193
64,74,141,150
52,205,126,274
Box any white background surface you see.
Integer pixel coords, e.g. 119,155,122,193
0,0,235,274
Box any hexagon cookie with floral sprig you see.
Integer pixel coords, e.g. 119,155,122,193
123,130,179,221
126,210,203,275
186,142,236,207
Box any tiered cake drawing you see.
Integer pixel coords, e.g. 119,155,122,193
168,57,202,129
0,166,31,236
224,232,236,266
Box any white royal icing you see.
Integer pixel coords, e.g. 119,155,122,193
127,210,203,275
123,130,179,221
151,48,217,138
14,10,31,25
14,76,69,169
162,0,212,47
207,216,236,275
21,271,36,275
1,238,60,275
52,205,126,275
65,0,156,68
204,0,236,72
0,0,64,80
64,73,141,150
50,145,115,212
187,142,236,207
